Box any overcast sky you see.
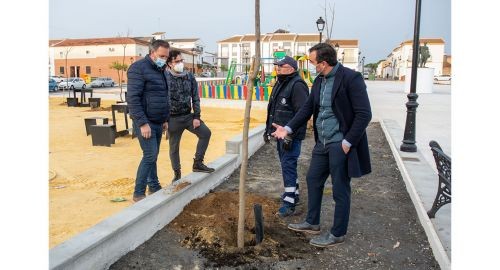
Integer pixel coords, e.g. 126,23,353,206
50,0,450,64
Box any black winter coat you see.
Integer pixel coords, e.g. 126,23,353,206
126,55,170,127
287,64,372,178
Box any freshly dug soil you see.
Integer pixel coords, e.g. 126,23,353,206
110,122,440,269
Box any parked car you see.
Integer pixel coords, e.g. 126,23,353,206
58,77,86,90
363,71,370,80
434,74,451,82
200,71,212,77
49,78,58,92
50,75,65,83
90,77,115,88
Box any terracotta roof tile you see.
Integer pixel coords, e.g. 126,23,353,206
327,39,359,47
218,36,243,43
269,34,297,41
168,38,199,42
51,37,151,47
296,34,320,42
241,35,265,42
402,38,445,45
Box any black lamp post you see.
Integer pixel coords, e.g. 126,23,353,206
361,56,365,74
358,51,361,71
400,0,422,152
316,16,325,43
191,48,197,73
244,51,249,77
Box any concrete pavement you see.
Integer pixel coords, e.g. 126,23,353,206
366,80,451,269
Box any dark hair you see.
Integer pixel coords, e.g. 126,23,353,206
167,49,182,63
149,39,170,52
309,43,337,66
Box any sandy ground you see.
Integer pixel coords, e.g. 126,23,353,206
49,97,267,248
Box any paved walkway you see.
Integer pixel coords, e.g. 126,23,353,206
366,80,451,269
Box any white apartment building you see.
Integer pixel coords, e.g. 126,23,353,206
381,38,446,80
217,33,361,74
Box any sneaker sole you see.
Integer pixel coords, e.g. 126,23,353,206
287,226,321,235
192,169,215,173
309,240,344,248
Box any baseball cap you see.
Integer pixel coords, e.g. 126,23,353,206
273,56,298,70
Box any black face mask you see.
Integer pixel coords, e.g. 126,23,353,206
277,72,294,82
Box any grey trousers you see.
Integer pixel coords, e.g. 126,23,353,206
167,113,211,171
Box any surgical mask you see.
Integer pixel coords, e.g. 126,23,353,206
173,62,184,73
155,57,166,68
315,62,325,75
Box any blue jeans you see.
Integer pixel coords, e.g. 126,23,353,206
277,138,302,207
133,121,163,197
305,141,351,237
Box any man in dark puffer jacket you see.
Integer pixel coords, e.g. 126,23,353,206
127,39,170,202
165,49,214,183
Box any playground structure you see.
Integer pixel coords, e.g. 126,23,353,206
196,52,314,102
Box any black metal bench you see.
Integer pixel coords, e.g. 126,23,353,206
427,140,451,218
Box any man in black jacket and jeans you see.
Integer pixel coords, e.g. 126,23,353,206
165,50,214,183
265,56,309,217
127,40,171,202
272,43,372,247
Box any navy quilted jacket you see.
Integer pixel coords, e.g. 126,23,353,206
126,55,170,127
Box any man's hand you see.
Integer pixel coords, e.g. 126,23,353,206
271,123,288,139
342,143,350,154
140,123,152,139
193,119,201,129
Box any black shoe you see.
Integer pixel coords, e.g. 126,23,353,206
287,221,321,234
172,169,181,182
193,158,215,173
147,187,162,195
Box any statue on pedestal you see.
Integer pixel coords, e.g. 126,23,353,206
418,42,430,68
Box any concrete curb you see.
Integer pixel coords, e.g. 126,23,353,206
379,119,451,270
49,125,266,270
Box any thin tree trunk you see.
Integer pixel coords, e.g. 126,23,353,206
238,0,260,248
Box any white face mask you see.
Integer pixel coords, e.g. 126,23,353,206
173,62,184,73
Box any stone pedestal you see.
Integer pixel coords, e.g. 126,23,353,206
404,67,434,94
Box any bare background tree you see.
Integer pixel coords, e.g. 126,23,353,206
117,30,130,102
321,0,335,42
238,0,260,249
64,46,73,98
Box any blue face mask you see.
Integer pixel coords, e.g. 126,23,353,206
155,57,166,68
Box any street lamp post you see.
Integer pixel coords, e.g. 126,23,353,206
358,51,361,71
191,48,198,74
316,16,325,43
244,51,249,77
361,56,365,74
400,0,423,152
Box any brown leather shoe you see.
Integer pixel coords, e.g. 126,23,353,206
132,195,146,202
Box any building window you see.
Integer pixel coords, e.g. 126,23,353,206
221,44,229,58
86,50,90,54
86,66,91,74
59,52,63,57
60,66,64,74
109,47,115,52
